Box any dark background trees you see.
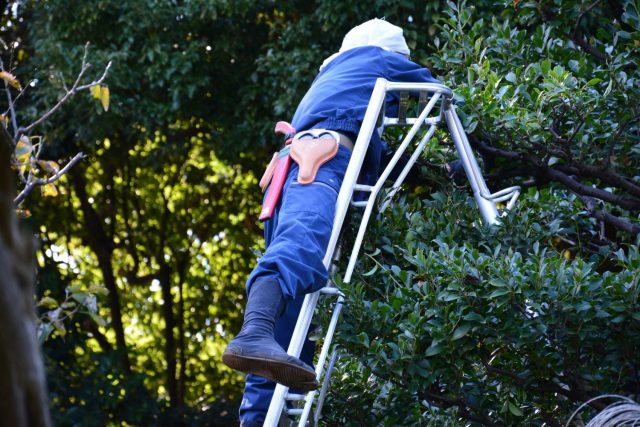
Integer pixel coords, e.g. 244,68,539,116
1,0,638,425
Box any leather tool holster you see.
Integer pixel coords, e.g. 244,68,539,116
290,130,341,184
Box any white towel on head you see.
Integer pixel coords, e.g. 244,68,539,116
320,18,410,70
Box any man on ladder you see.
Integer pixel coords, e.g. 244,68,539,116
222,18,439,426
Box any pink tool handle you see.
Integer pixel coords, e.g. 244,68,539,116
259,154,291,221
275,121,296,137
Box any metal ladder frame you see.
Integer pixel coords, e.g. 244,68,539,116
263,79,520,426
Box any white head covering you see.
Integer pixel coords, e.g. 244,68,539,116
320,18,410,70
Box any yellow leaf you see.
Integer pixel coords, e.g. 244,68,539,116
15,209,32,218
88,284,109,296
38,296,59,309
41,183,59,197
100,85,110,111
37,160,60,174
15,136,32,163
0,71,22,90
90,84,101,99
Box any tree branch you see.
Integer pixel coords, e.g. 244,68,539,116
13,152,85,207
542,167,640,211
469,135,521,160
420,388,505,427
557,163,640,199
16,44,111,140
580,196,640,236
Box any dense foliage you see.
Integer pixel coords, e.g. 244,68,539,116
326,189,640,425
1,0,638,425
323,0,640,425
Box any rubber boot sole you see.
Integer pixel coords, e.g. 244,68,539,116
222,351,318,392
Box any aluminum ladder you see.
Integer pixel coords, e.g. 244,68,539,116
263,79,521,426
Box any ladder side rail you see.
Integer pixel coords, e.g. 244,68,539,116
314,348,339,425
379,124,438,213
443,105,500,225
304,86,446,423
263,78,390,427
378,91,442,213
297,297,344,427
343,88,439,283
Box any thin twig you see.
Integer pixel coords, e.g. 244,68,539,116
14,152,85,206
0,58,19,137
3,78,37,118
572,0,603,39
16,44,111,139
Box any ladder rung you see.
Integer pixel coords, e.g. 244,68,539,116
319,287,342,296
285,393,306,401
353,184,373,192
383,117,440,126
285,408,303,416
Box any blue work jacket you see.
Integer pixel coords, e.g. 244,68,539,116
291,45,439,184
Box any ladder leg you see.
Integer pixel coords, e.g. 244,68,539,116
443,104,500,225
313,348,339,425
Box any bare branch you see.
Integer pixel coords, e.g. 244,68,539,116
557,163,640,199
0,58,19,137
468,135,521,160
580,196,640,236
543,167,640,211
14,152,85,207
16,45,111,139
3,79,38,118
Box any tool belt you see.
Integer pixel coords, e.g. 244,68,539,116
259,122,353,221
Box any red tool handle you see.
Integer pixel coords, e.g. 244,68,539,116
259,152,291,221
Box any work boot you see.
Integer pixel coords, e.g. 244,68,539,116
222,279,319,392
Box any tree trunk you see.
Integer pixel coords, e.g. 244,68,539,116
159,262,178,407
0,126,52,427
70,170,131,374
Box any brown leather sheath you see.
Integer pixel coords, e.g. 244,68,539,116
290,138,339,184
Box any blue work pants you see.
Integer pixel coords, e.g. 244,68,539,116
239,145,351,424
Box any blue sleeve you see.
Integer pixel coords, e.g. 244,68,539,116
381,51,439,84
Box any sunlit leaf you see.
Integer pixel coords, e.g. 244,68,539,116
100,85,110,111
38,296,59,309
41,183,59,197
90,84,101,99
15,209,31,218
88,284,109,295
37,160,60,174
15,136,32,163
0,70,22,90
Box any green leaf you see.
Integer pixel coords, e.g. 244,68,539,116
362,265,378,277
508,402,524,417
488,288,510,298
425,343,445,357
452,323,472,340
38,296,59,309
89,312,107,327
463,312,484,322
